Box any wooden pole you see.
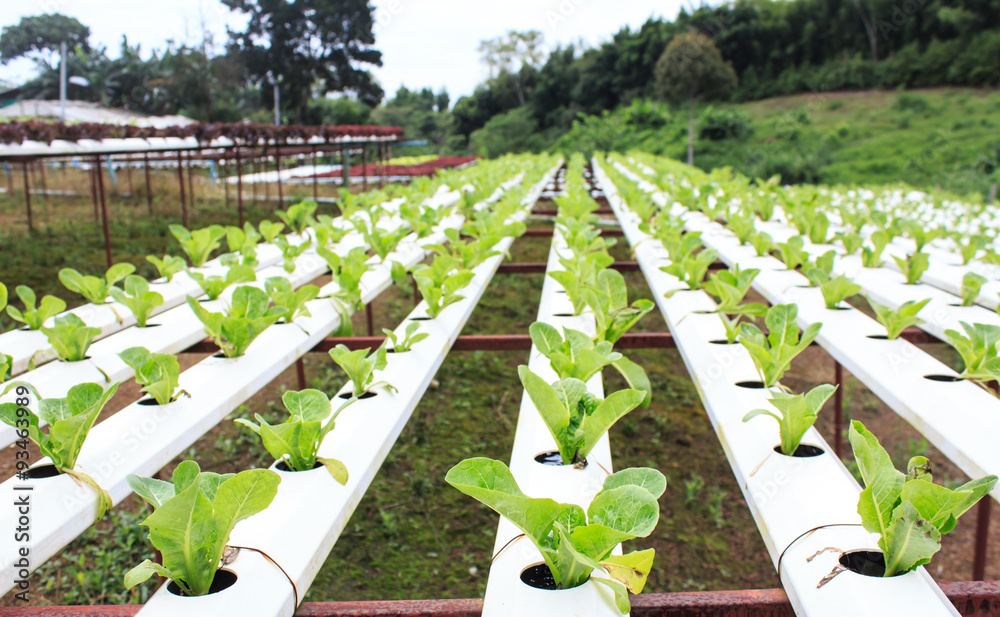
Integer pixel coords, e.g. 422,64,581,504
187,154,195,214
275,145,284,209
312,146,318,202
263,144,270,205
362,144,368,192
89,161,99,223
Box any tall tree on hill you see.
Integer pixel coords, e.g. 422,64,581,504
0,14,90,69
478,30,545,106
654,32,737,166
222,0,384,123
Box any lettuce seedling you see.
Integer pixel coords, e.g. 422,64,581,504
661,250,717,292
0,282,8,317
955,234,986,265
312,215,350,249
413,256,475,318
428,228,500,270
273,235,313,273
0,353,12,382
835,231,864,256
59,263,135,305
806,212,830,244
237,389,350,482
40,314,101,363
318,245,372,312
743,384,836,455
400,202,444,239
944,321,1000,385
582,269,655,344
220,244,259,269
861,230,890,268
188,264,256,301
802,251,836,287
820,274,861,309
328,342,392,398
775,236,807,271
146,255,187,283
276,200,318,235
727,214,756,245
7,285,66,330
892,252,929,285
519,366,645,466
0,381,118,517
108,275,163,327
901,220,941,253
125,461,280,596
550,255,607,316
119,347,183,405
738,304,821,388
750,231,775,257
169,224,226,267
225,222,262,254
265,277,319,322
961,272,987,307
849,421,996,577
446,458,664,612
258,220,285,243
382,322,429,353
867,297,929,340
187,286,286,358
704,266,767,343
354,218,410,261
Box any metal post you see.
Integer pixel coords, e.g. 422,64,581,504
89,161,99,223
263,145,270,205
236,149,244,227
21,163,33,231
37,161,49,211
341,145,350,188
144,153,153,216
973,498,991,580
834,360,843,458
95,155,113,268
312,146,318,202
365,302,374,336
59,41,67,122
5,163,13,196
296,358,306,390
187,154,195,213
177,152,188,227
275,145,284,208
251,153,258,208
362,144,368,192
222,157,230,211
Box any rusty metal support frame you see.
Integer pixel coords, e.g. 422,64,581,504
94,155,113,268
21,162,32,230
7,581,999,616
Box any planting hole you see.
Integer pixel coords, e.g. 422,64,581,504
534,451,565,466
139,323,163,329
691,310,715,314
708,339,734,345
735,380,766,389
552,312,576,317
838,551,901,578
137,397,174,407
275,460,324,473
22,464,60,479
774,444,825,458
866,334,890,340
924,374,964,382
410,316,432,321
337,390,378,400
167,569,238,596
520,563,587,591
211,352,229,359
827,305,852,311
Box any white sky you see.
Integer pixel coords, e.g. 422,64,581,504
0,0,684,104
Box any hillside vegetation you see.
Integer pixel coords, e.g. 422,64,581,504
545,88,1000,198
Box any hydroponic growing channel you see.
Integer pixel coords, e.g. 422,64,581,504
0,150,997,617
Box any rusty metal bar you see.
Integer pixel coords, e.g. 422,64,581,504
365,303,374,336
497,261,640,274
95,155,113,268
523,228,623,237
21,162,32,230
187,153,195,213
177,152,188,227
276,145,284,208
312,146,319,202
296,358,307,390
236,149,244,227
533,207,614,216
143,153,152,216
411,277,419,306
974,497,992,580
126,157,134,200
89,161,99,223
11,582,1000,617
37,160,49,210
834,360,843,458
222,157,230,211
362,144,368,192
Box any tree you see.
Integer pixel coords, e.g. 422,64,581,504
477,30,545,106
222,0,384,123
654,32,737,165
0,14,90,69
